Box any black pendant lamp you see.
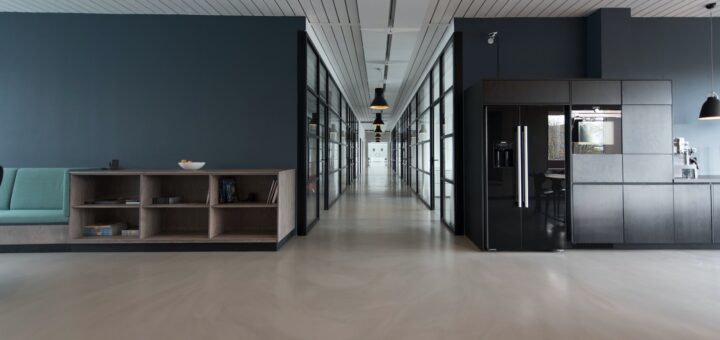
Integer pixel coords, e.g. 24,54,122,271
701,3,720,120
369,68,390,110
372,112,385,126
370,88,390,110
374,125,382,133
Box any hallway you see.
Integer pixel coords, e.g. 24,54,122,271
1,166,720,339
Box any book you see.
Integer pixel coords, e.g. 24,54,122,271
267,180,277,204
81,223,127,237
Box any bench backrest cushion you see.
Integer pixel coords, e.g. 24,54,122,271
0,168,18,210
10,169,69,214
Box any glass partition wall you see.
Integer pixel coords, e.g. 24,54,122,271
391,38,461,233
302,38,359,234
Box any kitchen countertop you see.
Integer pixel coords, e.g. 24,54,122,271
673,175,720,183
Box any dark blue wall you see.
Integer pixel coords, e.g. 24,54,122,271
0,13,304,169
630,18,720,174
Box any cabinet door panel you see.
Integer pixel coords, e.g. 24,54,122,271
624,185,674,243
571,81,621,105
572,185,624,244
572,154,623,183
714,185,720,243
622,81,672,104
674,184,712,243
483,81,570,104
623,155,673,183
622,105,672,154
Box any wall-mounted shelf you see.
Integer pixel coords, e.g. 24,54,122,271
69,169,295,250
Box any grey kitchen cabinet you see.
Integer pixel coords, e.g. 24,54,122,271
571,80,621,105
622,81,672,105
674,184,712,243
572,185,624,244
714,185,720,243
622,154,673,183
624,185,674,243
622,105,673,154
572,154,623,183
483,80,570,104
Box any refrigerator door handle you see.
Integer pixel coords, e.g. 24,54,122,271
523,126,530,208
516,126,522,208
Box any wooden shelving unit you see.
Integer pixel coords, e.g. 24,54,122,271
69,169,295,249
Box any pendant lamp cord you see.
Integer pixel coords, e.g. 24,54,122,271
711,3,717,97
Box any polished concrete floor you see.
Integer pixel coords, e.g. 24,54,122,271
1,166,720,339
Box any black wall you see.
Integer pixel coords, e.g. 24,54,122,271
457,11,720,248
0,13,305,169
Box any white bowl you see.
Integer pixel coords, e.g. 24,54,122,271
178,162,206,170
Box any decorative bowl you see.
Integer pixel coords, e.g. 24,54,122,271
178,162,206,170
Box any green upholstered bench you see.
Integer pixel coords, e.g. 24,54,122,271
0,168,72,244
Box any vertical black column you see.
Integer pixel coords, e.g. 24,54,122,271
586,8,632,78
296,32,308,236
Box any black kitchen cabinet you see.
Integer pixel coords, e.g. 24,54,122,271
572,185,624,243
674,184,712,243
622,105,672,154
622,154,673,183
714,185,720,243
571,80,621,105
623,185,674,243
571,154,623,183
483,81,570,105
622,81,672,105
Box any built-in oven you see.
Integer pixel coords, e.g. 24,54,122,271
571,105,622,154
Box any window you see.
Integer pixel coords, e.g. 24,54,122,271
548,115,565,161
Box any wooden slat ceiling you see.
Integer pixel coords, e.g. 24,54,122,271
390,0,716,128
0,0,715,130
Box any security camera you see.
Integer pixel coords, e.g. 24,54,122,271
487,32,498,45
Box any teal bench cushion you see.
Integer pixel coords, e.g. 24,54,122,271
0,210,68,224
0,168,18,210
10,169,68,212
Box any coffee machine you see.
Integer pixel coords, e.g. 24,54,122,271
673,137,699,179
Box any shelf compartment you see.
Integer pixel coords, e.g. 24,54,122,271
211,203,277,208
142,175,209,206
73,204,140,209
143,204,209,209
210,233,277,243
141,207,209,239
69,207,140,240
210,175,277,205
210,208,277,239
71,175,140,206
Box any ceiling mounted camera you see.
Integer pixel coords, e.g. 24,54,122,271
487,32,498,45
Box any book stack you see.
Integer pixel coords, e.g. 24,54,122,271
267,180,280,204
81,222,127,237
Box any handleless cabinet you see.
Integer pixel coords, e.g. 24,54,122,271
714,185,720,243
622,81,672,105
674,184,712,243
483,80,570,104
572,154,623,183
623,185,674,243
571,80,621,105
572,185,624,243
622,105,673,154
622,154,673,183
